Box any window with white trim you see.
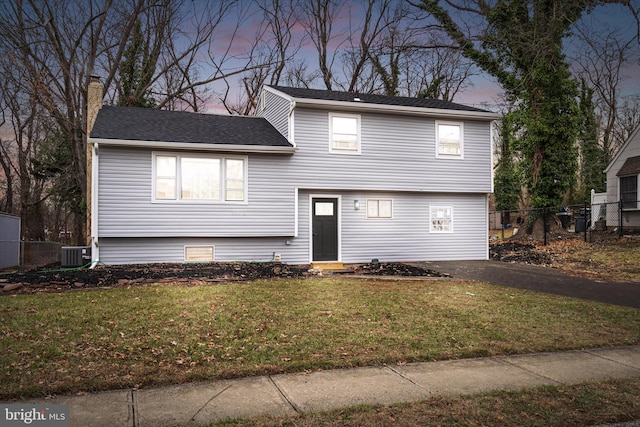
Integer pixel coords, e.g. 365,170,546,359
329,113,360,153
366,199,393,218
430,206,453,232
153,153,246,202
620,175,638,209
436,121,463,158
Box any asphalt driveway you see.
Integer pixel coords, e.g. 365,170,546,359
415,260,640,309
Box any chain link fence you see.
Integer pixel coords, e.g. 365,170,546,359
0,240,63,272
490,201,639,244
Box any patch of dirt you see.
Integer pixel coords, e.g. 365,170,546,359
490,241,553,265
0,261,446,294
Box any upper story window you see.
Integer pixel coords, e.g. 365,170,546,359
620,175,638,209
436,121,463,158
153,153,246,203
430,206,453,233
329,113,360,154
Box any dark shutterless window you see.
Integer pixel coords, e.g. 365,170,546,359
620,175,638,209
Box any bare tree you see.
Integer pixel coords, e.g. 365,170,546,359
0,0,271,242
299,0,346,90
222,0,304,115
573,24,640,162
0,64,50,240
400,34,477,101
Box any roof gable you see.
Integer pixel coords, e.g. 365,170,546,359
90,106,293,149
605,125,640,173
268,85,492,114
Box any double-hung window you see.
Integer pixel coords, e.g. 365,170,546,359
154,153,246,202
329,113,360,154
436,121,463,158
430,206,453,233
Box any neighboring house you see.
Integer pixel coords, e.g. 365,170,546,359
88,84,499,265
0,212,20,269
604,125,640,229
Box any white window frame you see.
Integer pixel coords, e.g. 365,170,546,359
329,113,361,154
152,152,247,204
435,121,464,159
619,175,639,210
366,199,393,219
429,206,453,233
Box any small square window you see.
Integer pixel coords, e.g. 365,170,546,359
436,122,463,158
430,206,453,233
366,199,393,218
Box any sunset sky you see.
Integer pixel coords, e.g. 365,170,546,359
204,0,639,114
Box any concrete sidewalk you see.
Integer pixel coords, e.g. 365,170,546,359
14,345,640,427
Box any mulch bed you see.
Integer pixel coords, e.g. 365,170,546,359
489,241,553,265
0,262,446,294
352,263,448,277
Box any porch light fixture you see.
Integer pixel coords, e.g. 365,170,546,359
354,200,360,210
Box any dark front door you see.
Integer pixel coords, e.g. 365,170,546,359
312,198,338,261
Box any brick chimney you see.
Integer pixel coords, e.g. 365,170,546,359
86,76,103,245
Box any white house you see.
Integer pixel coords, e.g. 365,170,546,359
87,84,499,265
604,125,640,229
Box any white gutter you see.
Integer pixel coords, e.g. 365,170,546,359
293,98,501,120
89,138,297,154
288,100,296,146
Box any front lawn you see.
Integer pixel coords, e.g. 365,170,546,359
1,277,638,399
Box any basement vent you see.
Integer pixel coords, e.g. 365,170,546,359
184,245,214,262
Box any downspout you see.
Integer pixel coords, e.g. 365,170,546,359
288,100,296,146
90,141,100,268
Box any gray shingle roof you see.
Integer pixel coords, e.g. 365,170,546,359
90,106,292,147
269,85,491,113
617,155,640,177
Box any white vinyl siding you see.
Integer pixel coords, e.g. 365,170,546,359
152,152,246,203
98,192,488,264
436,121,463,158
329,113,361,154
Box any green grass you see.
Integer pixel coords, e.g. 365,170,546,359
1,277,638,399
213,378,640,427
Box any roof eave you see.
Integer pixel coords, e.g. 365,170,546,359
89,138,297,154
265,86,500,120
294,98,499,120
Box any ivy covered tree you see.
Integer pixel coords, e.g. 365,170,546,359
576,78,606,202
414,0,625,210
117,19,157,108
494,112,521,212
